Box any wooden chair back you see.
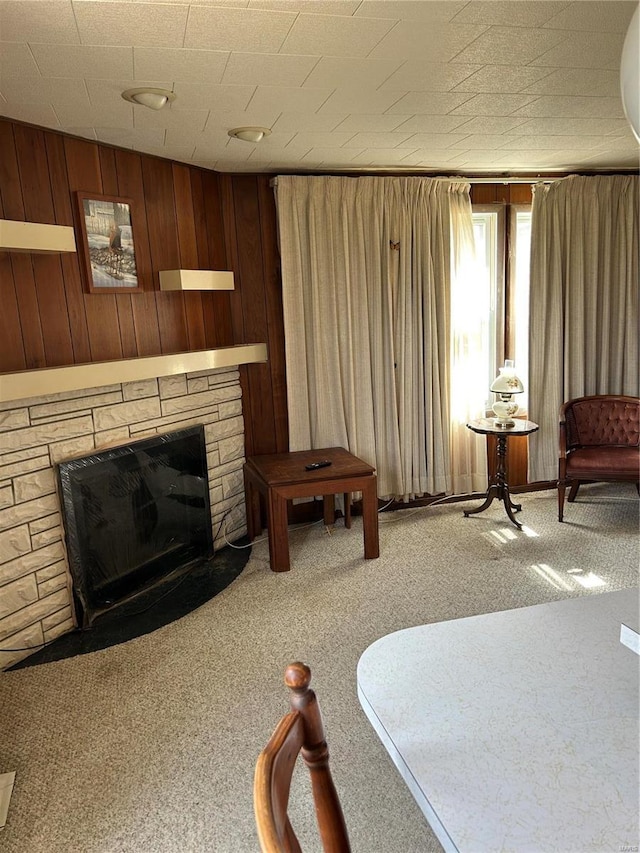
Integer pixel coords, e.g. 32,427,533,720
254,662,351,853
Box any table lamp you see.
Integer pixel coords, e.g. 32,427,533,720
490,360,524,427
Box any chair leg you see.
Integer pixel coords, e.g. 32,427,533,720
558,481,566,522
568,483,580,503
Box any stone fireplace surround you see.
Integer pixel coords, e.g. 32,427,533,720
0,348,264,670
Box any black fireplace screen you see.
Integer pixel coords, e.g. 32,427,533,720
57,425,213,626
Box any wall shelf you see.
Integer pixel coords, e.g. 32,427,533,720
159,269,235,291
0,219,77,254
0,344,268,404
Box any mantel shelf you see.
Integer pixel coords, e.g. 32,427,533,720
0,344,267,404
0,219,77,253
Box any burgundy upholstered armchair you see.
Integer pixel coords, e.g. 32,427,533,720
558,395,640,521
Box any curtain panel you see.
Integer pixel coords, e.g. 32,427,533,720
528,175,639,482
275,175,484,501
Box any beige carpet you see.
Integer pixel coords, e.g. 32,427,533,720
1,484,638,853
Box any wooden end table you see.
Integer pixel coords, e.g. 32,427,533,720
464,418,539,529
243,447,379,572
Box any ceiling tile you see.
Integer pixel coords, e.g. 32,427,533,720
521,68,621,98
0,76,90,105
280,12,395,57
401,132,468,149
451,26,567,64
0,1,80,44
513,117,631,137
400,149,469,166
530,31,625,70
393,114,470,133
222,52,319,87
452,1,570,28
348,148,419,165
84,77,173,108
449,134,513,149
345,131,415,148
453,64,553,94
511,96,625,119
73,1,188,48
133,107,210,132
168,82,255,112
451,115,529,134
318,86,402,114
31,44,134,79
370,21,488,62
95,127,166,147
299,146,365,163
134,48,228,84
1,43,41,78
0,102,60,127
271,112,348,132
302,57,403,89
385,92,475,114
284,131,357,151
355,1,467,23
450,149,507,165
379,61,483,92
450,93,539,116
543,1,637,33
249,0,361,12
335,114,411,132
54,101,134,127
185,6,296,52
500,134,608,150
248,85,332,113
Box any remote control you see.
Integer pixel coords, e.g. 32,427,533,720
305,460,332,470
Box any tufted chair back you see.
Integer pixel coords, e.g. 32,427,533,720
558,394,640,521
564,397,640,450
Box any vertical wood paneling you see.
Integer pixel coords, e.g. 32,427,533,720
0,122,27,371
45,133,91,364
257,176,288,453
1,124,46,368
142,156,188,353
202,171,234,348
173,163,206,350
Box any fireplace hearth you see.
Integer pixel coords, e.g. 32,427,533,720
58,426,213,628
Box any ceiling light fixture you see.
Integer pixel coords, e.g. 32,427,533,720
228,127,271,143
121,88,176,111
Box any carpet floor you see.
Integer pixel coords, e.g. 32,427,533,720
1,483,638,853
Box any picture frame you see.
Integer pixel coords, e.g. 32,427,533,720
75,192,143,293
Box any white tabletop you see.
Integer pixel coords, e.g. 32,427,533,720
357,589,640,853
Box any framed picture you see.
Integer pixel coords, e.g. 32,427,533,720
75,192,142,293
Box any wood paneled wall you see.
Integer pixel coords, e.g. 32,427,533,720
0,118,234,374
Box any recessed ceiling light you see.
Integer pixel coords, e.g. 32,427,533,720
121,88,176,111
228,127,272,143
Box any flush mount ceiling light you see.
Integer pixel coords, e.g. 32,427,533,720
228,127,271,143
121,87,176,111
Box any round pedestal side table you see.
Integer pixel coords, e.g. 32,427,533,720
464,418,539,529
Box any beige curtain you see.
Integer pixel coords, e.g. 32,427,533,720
528,175,639,482
276,175,484,500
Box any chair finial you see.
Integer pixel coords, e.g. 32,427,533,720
284,661,311,691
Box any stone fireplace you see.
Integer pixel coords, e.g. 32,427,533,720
0,357,257,669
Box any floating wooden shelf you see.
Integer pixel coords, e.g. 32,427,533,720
159,269,235,291
0,219,76,254
0,344,268,404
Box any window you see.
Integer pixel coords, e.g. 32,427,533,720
465,204,531,415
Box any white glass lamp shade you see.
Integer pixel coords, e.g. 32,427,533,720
490,360,524,427
620,4,640,143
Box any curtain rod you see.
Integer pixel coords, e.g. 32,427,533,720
268,175,564,187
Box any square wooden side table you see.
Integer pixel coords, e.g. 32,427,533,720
243,447,379,572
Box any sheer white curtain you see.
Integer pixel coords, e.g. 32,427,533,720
528,175,639,482
276,175,484,501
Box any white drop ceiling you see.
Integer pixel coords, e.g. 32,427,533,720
0,0,638,175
